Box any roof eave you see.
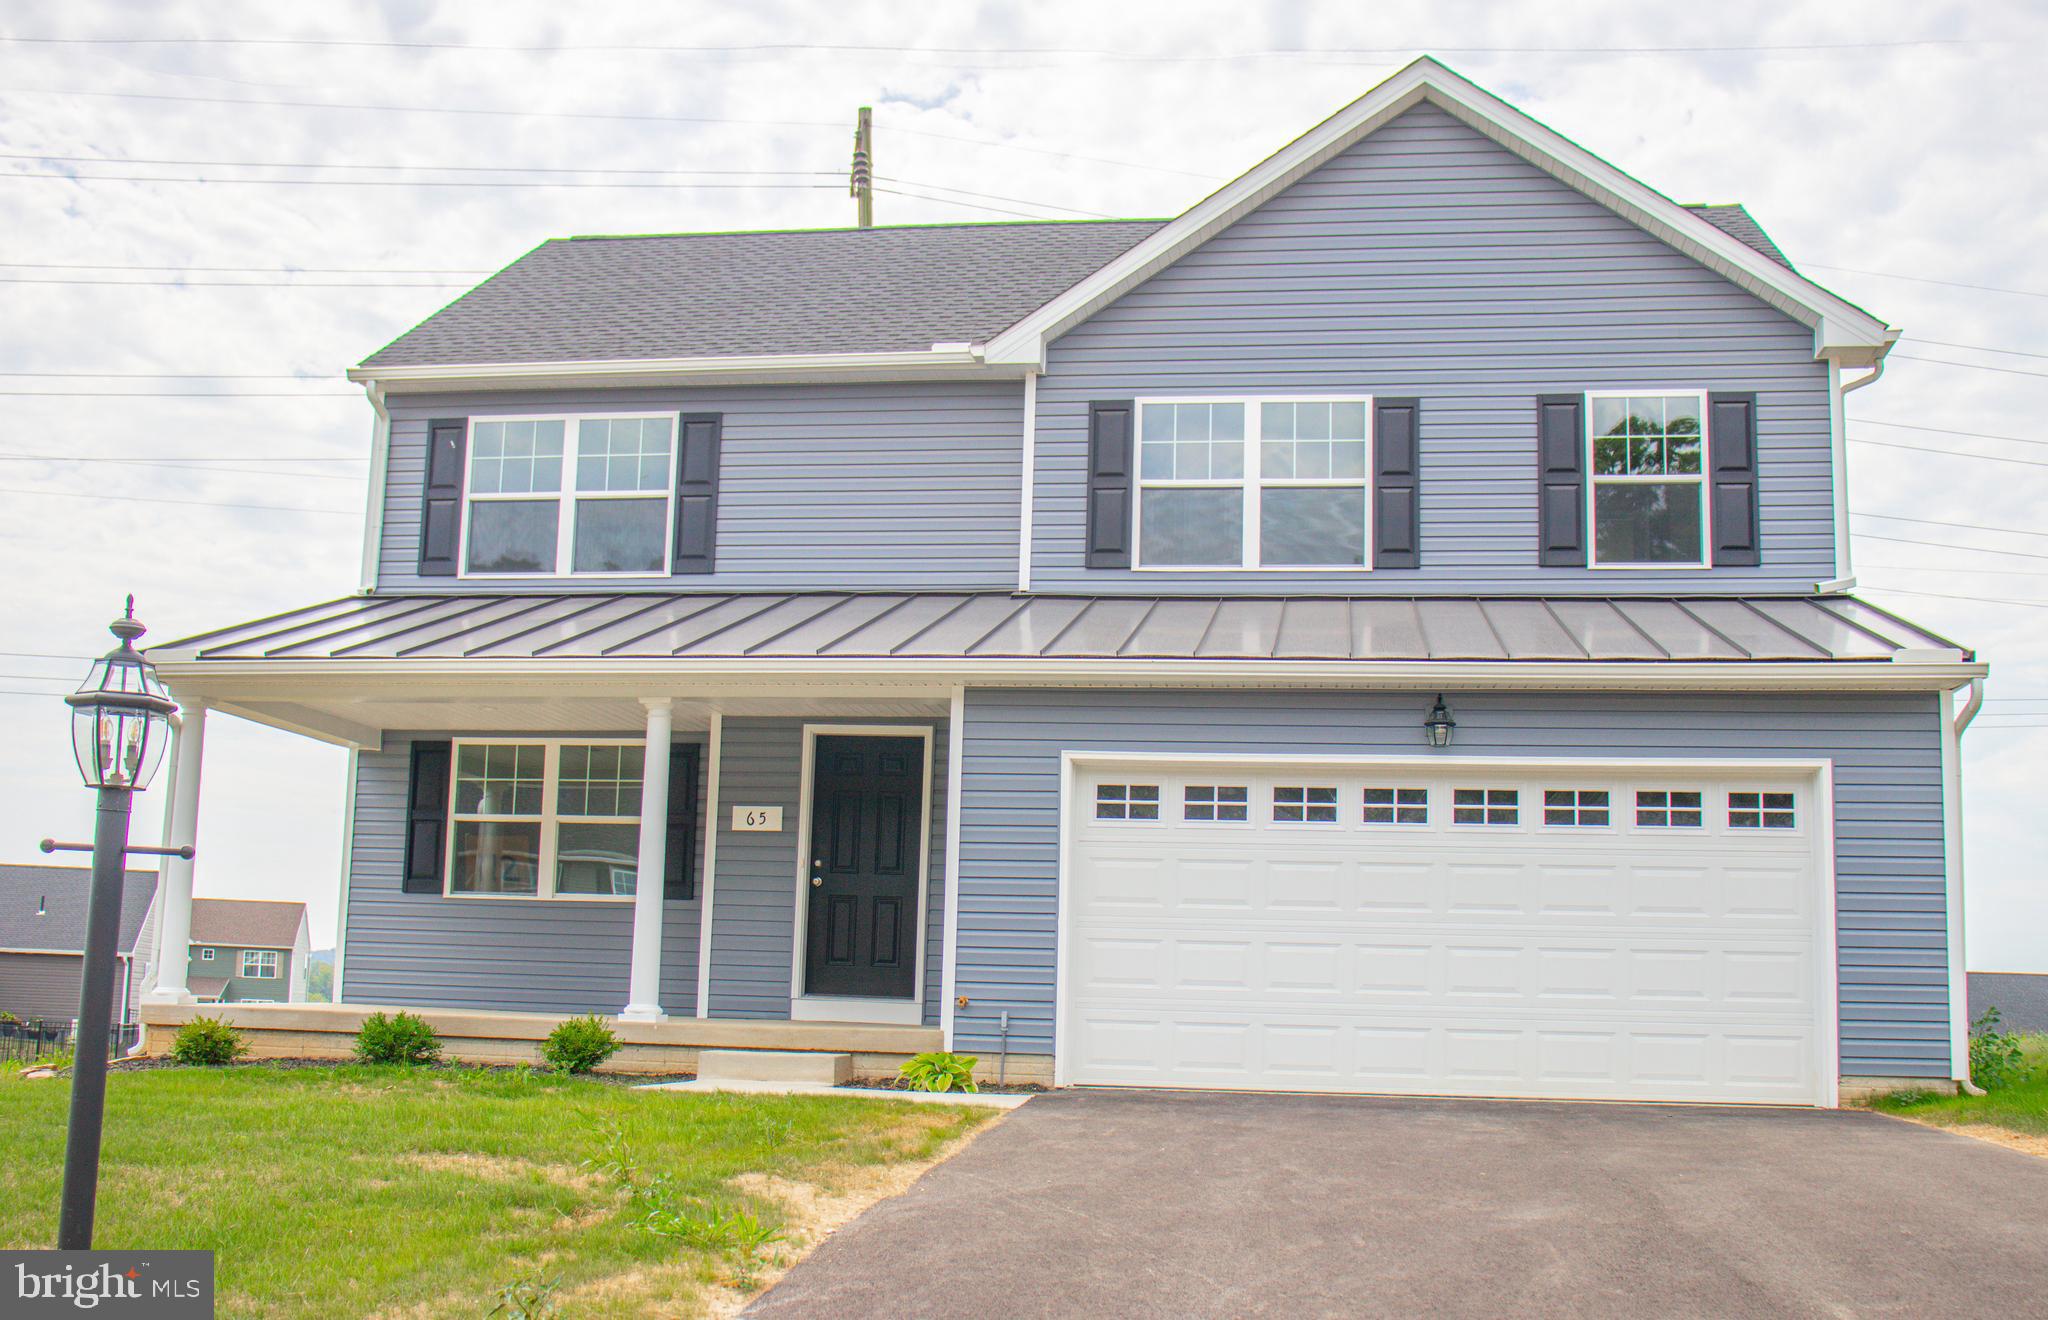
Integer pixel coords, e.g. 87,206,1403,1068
984,58,1897,366
348,346,1030,395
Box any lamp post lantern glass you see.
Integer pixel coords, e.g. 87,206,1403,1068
52,597,179,1251
1423,694,1457,749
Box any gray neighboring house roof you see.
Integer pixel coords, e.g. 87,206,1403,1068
0,864,156,955
155,591,1965,666
360,220,1167,367
358,203,1800,369
1971,973,2048,1034
190,898,306,951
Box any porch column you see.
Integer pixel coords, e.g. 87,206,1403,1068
621,698,672,1022
145,701,206,1004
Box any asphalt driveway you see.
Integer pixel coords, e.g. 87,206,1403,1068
749,1089,2048,1317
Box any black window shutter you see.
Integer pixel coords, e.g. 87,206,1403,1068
672,413,722,575
1373,397,1421,569
1708,392,1760,566
1536,394,1587,567
417,419,467,577
1085,400,1135,569
663,742,701,900
402,741,452,895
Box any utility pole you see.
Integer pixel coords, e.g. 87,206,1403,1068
850,105,873,228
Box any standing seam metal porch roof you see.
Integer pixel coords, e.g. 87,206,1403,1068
152,593,1969,666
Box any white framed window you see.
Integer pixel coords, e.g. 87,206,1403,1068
1452,788,1519,826
1362,787,1428,825
1094,783,1160,821
238,949,279,979
198,947,215,962
1273,786,1339,824
1586,391,1709,568
1636,790,1703,828
1729,791,1796,830
1183,784,1250,823
447,739,645,899
1543,789,1611,827
1134,397,1373,569
460,414,677,578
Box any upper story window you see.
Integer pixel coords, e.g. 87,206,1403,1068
238,949,280,979
463,415,675,577
1587,392,1707,568
1135,398,1370,569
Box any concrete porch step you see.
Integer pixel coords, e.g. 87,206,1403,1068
696,1049,853,1085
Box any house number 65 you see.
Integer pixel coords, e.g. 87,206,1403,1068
731,805,783,832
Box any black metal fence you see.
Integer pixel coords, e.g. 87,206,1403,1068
0,1017,142,1066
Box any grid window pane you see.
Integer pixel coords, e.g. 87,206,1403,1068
1453,787,1519,825
1635,789,1703,827
1141,488,1244,565
1096,784,1160,821
449,819,542,894
1261,487,1365,566
575,416,673,493
557,744,644,817
466,500,559,574
469,419,565,495
1729,790,1796,829
1363,786,1428,825
556,822,640,895
1274,785,1338,824
455,744,545,815
572,497,667,573
1140,402,1245,481
1183,784,1250,822
1543,788,1611,827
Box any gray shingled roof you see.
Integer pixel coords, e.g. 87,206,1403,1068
190,898,305,951
361,221,1166,367
1687,204,1794,269
155,592,1964,665
0,864,156,955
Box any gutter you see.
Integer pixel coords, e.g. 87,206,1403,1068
357,381,389,595
346,346,1024,395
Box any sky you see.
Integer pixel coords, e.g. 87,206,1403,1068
0,1,2043,969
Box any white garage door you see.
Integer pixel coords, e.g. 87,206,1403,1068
1065,761,1831,1105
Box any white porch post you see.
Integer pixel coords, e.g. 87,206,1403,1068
145,701,206,1004
621,698,673,1022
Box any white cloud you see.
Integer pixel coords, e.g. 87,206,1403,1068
1,0,2042,971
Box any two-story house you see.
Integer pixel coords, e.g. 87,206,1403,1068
138,59,1984,1106
176,898,311,1005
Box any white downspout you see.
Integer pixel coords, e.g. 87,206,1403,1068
1828,357,1886,588
358,380,390,594
1017,371,1038,594
1943,676,1982,1087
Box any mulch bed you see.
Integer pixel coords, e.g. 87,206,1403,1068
846,1077,1047,1095
105,1057,697,1086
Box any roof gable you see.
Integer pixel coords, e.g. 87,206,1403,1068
0,864,157,954
190,898,306,950
986,58,1893,369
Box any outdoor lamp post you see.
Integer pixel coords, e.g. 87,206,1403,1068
39,597,188,1251
1423,694,1457,749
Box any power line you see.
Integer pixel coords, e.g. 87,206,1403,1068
1863,563,2048,578
0,672,82,684
1856,512,2048,539
1852,418,2048,449
1805,264,2048,300
1851,437,2048,468
0,150,840,179
1890,352,2048,380
1,170,849,192
0,650,92,660
0,486,356,515
878,175,1115,219
0,390,361,397
1859,585,2048,611
0,263,493,275
1910,337,2048,362
0,280,468,290
0,369,341,377
0,454,363,480
1853,533,2048,562
871,185,1055,220
0,450,361,463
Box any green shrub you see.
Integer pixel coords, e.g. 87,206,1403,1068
353,1010,443,1065
540,1013,620,1074
169,1015,248,1066
487,1273,562,1320
1970,1007,2031,1090
899,1051,979,1093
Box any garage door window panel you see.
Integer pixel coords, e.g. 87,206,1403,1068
1183,785,1250,824
1095,783,1161,822
1452,788,1519,826
1729,791,1796,829
1362,787,1429,825
1543,789,1611,827
1636,790,1704,828
1273,786,1339,824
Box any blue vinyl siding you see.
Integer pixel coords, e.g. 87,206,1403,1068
953,688,1951,1079
377,382,1021,592
341,721,947,1027
1030,103,1836,593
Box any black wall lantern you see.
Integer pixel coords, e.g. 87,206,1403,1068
1423,694,1456,749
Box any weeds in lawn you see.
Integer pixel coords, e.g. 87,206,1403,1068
1971,1008,2034,1091
583,1124,786,1287
487,1272,563,1319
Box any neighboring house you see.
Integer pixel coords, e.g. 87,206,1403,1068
185,898,311,1004
1970,973,2048,1034
143,59,1985,1107
0,863,158,1027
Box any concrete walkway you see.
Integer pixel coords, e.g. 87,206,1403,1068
748,1088,2048,1317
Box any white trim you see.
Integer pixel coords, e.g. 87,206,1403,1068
1018,371,1037,593
1941,682,1979,1081
238,949,281,979
787,723,936,1023
984,59,1894,368
1131,395,1375,571
1582,389,1712,571
358,383,389,593
1827,360,1852,582
349,347,1011,393
694,710,723,1018
789,995,925,1025
457,413,680,581
940,686,966,1048
333,747,358,1003
443,737,645,902
1053,750,1844,1105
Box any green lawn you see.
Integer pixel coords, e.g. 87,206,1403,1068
1868,1035,2048,1137
0,1064,988,1317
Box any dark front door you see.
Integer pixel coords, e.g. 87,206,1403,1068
804,735,925,999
